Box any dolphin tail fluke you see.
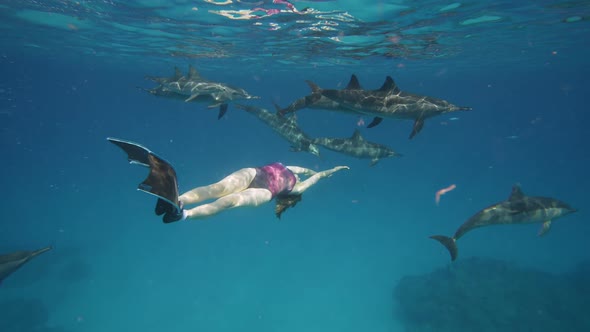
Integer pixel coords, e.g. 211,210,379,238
107,137,182,221
429,235,458,261
305,80,321,93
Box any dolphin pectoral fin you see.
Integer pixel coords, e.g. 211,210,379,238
409,118,425,139
537,220,552,236
430,235,458,261
369,158,379,166
218,104,228,119
367,117,383,128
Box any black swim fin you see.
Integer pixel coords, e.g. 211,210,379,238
107,137,181,216
155,198,172,216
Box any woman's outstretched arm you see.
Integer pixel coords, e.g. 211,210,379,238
290,166,349,194
286,166,317,176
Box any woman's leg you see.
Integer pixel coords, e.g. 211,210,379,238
185,188,273,219
179,168,257,205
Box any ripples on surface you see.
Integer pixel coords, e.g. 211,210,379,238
1,1,589,70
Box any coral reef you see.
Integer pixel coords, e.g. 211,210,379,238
394,257,590,332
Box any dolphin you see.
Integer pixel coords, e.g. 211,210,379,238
234,104,320,156
276,74,388,128
143,65,259,119
308,75,472,138
430,185,577,261
312,129,401,165
0,246,52,285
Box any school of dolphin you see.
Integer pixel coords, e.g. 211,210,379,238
138,65,578,261
1,65,577,287
142,65,472,165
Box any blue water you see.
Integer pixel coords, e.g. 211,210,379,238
1,1,589,331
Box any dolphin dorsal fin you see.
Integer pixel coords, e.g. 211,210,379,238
188,65,200,80
173,67,183,80
351,129,363,141
508,184,525,201
379,76,400,93
345,74,362,90
272,102,284,114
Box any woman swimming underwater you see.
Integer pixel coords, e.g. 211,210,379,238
108,137,349,223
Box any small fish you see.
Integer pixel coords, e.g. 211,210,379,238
435,184,456,206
